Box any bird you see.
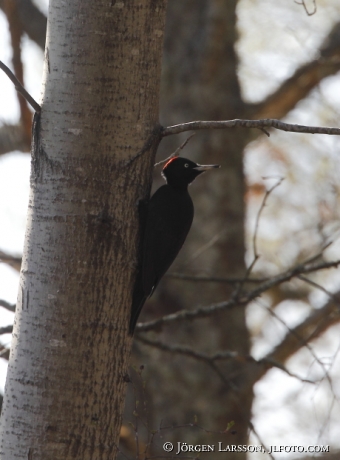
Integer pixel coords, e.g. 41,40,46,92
129,156,220,334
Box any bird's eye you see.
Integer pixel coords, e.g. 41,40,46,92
184,163,189,168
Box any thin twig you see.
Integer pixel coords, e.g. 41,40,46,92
137,336,316,384
180,228,226,268
295,0,317,16
303,241,332,264
0,60,41,113
234,178,284,300
166,272,268,284
248,420,275,460
154,133,195,167
253,178,284,260
161,119,340,137
297,274,340,305
315,341,340,442
260,299,335,388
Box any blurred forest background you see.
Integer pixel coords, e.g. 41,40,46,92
1,0,340,459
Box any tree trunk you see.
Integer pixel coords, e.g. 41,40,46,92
0,1,167,459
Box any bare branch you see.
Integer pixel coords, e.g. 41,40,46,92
180,228,226,269
251,21,340,119
0,250,22,272
0,326,13,335
137,336,315,384
263,293,340,371
0,347,10,360
253,297,335,393
235,177,284,298
0,123,30,155
136,258,340,332
136,337,283,459
154,133,195,167
248,421,275,460
0,61,41,113
0,300,16,313
155,277,334,391
0,0,47,50
295,0,317,16
3,0,32,141
297,274,340,304
161,119,340,137
252,178,284,260
166,272,268,284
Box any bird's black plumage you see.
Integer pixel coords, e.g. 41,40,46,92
129,157,220,334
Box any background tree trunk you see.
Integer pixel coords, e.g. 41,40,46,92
0,1,167,459
130,2,340,457
131,1,253,457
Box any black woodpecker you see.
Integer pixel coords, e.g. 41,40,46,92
129,156,220,334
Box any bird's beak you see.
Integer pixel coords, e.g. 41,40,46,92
194,164,221,171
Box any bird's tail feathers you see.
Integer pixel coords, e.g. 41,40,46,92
129,295,147,335
129,274,148,335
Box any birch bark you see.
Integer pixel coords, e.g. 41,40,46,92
0,1,167,458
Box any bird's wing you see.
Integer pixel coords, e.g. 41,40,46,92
142,186,194,295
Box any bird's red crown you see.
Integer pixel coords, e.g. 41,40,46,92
162,156,178,170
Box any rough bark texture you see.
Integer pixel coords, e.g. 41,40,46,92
0,1,167,459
